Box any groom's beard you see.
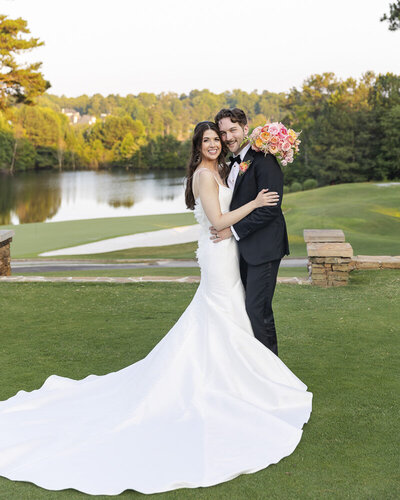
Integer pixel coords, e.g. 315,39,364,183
226,138,248,156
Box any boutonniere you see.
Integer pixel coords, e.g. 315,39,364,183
238,160,252,176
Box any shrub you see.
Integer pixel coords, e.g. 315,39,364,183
291,181,302,192
284,185,291,194
303,179,318,190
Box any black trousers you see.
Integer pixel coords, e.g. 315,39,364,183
240,257,281,356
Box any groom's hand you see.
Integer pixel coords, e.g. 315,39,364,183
209,226,232,243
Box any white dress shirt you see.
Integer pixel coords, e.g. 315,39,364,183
227,143,251,190
228,143,251,241
228,144,250,241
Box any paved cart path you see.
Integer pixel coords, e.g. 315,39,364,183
11,258,308,273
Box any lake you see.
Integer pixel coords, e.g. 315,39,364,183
0,170,189,225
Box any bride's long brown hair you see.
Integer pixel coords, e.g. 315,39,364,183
185,121,229,210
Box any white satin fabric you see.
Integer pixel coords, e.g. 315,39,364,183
0,179,312,496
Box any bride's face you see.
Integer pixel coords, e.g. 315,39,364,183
201,130,222,162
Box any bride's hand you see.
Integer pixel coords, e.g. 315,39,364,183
254,189,279,208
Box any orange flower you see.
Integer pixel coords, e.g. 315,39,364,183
270,136,279,146
287,135,295,145
261,132,270,141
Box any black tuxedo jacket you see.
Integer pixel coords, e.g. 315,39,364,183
230,148,290,265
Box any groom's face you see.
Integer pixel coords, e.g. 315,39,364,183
217,117,249,155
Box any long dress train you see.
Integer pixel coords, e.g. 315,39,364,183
0,181,312,495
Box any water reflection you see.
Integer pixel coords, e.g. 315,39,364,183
108,199,135,208
0,170,188,225
0,171,62,224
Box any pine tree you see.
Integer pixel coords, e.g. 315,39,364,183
0,15,50,111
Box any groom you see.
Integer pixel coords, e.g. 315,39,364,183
211,108,289,356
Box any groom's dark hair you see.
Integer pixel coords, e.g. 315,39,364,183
214,108,248,128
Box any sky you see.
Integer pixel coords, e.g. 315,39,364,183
0,0,399,97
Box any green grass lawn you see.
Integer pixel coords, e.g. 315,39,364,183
2,182,399,259
54,241,200,261
13,266,308,279
0,269,399,499
1,213,196,258
283,182,400,256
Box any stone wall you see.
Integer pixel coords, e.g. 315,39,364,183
351,255,400,270
308,256,353,286
0,230,14,276
304,230,353,287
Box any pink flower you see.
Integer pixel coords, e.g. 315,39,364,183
287,135,295,145
268,123,280,136
279,125,288,135
281,141,291,152
250,126,262,140
285,150,294,162
270,136,279,146
269,144,279,155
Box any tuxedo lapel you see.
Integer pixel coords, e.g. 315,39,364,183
243,146,256,163
232,147,256,198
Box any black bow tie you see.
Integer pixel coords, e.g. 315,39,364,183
229,155,241,167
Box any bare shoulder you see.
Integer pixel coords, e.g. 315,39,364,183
194,168,218,198
195,167,214,177
197,168,217,184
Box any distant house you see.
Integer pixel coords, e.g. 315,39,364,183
61,108,96,126
78,115,97,125
61,108,80,124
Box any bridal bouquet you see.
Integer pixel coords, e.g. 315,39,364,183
248,122,301,166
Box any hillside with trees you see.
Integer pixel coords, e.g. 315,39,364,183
1,73,399,189
0,15,399,188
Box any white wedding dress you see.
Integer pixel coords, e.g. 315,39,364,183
0,176,312,496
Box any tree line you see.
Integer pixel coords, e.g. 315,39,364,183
1,72,399,189
0,87,285,171
0,15,399,189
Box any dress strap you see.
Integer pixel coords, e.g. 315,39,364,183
192,168,220,201
193,168,223,186
192,168,210,179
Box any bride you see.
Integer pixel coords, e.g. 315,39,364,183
0,121,312,496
